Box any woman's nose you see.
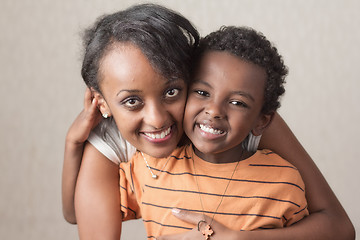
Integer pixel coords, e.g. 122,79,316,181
144,101,168,129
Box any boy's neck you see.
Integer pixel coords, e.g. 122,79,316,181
192,144,254,164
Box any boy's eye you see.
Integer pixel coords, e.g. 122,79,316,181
195,90,210,97
230,100,248,108
165,88,180,98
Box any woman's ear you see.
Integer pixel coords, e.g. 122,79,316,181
92,91,111,118
251,113,274,136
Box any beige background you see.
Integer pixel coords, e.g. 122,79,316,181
1,0,359,239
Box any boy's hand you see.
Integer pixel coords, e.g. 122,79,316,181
156,208,241,240
66,88,102,145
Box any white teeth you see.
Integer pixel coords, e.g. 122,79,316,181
144,127,171,139
199,124,224,135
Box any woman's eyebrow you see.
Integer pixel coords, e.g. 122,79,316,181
116,89,141,96
167,78,185,85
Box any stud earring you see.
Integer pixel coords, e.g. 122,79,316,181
102,113,109,119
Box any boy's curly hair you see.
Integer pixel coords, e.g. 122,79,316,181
195,26,287,114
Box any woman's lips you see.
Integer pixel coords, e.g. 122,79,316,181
141,125,174,143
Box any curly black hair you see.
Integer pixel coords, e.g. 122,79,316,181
194,26,287,114
81,3,199,94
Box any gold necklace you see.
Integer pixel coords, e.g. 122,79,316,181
192,148,243,240
141,151,171,179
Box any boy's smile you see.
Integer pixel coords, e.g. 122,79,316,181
196,122,226,140
199,123,225,136
184,50,271,163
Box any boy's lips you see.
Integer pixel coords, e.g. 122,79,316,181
194,122,226,141
198,123,225,135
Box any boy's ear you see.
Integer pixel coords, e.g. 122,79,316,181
251,112,274,136
92,91,112,118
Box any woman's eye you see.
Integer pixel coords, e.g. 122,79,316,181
122,98,142,109
165,88,180,98
195,90,209,97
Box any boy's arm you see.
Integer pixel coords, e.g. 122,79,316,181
74,142,122,239
62,88,102,223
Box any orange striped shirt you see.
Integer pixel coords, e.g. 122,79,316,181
119,144,308,238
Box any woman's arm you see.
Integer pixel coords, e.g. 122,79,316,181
74,142,122,239
62,88,102,224
62,138,85,224
256,112,355,239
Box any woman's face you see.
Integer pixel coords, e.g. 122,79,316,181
98,43,187,158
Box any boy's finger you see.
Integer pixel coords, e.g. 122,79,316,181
156,230,199,240
171,208,205,225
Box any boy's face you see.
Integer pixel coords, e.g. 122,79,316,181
184,51,270,161
97,43,187,158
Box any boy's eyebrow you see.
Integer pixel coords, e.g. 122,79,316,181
193,79,212,88
232,91,255,102
194,80,255,102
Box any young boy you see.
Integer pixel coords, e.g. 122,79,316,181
117,26,308,238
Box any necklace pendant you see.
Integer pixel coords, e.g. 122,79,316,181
151,174,158,179
202,224,214,239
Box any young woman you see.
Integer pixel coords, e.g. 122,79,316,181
62,3,355,240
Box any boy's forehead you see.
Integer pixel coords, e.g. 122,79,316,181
195,51,266,82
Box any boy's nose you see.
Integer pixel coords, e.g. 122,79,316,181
205,101,225,119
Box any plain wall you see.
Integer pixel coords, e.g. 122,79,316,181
0,0,359,239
